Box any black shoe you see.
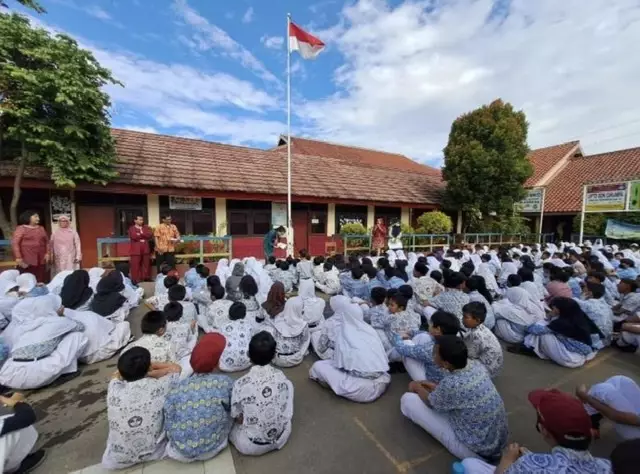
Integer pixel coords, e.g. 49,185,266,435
614,342,637,353
15,449,47,474
388,361,406,374
47,371,81,388
507,344,538,357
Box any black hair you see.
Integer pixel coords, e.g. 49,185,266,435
313,256,325,266
164,275,179,289
115,261,130,278
481,254,492,262
118,347,151,382
396,261,409,282
207,275,221,288
587,271,606,283
398,284,414,301
195,264,205,275
384,266,396,280
18,210,39,225
417,256,427,264
199,266,210,278
611,438,640,474
168,284,187,302
620,279,638,292
268,256,276,264
500,253,512,262
620,258,635,268
589,261,605,273
434,335,468,369
550,266,569,283
239,275,259,297
371,286,387,306
351,267,364,280
463,301,486,323
361,257,372,266
431,311,461,335
414,262,428,276
141,310,167,334
249,331,277,365
276,226,286,233
444,271,465,289
377,257,389,270
460,261,474,278
431,270,443,284
188,259,198,268
517,267,534,283
364,265,378,279
440,259,452,270
279,261,290,271
163,301,184,322
323,262,333,272
299,249,309,259
162,214,172,220
520,256,536,272
386,288,399,299
388,293,408,310
466,275,493,304
211,284,225,300
160,264,171,276
586,282,605,299
229,301,247,320
507,274,522,287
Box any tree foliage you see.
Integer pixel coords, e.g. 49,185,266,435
571,213,640,235
339,222,367,235
0,13,120,236
416,211,453,234
0,0,45,13
442,99,533,225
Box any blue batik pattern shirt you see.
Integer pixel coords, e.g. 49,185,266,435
350,278,369,300
427,360,508,458
164,373,233,459
365,304,389,326
389,332,447,382
617,267,638,280
387,276,405,290
429,290,470,321
575,297,613,345
504,447,611,474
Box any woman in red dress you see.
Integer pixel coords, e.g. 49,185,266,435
372,217,388,256
12,210,49,282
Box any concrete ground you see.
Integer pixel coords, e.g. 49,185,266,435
24,283,640,474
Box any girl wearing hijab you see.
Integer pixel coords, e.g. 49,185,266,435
261,282,310,368
497,254,518,288
90,271,129,322
516,297,603,368
289,279,325,332
492,287,545,344
88,267,106,292
59,270,94,311
238,275,263,323
225,262,245,302
309,302,390,403
0,272,20,330
465,276,495,330
46,270,73,296
0,295,88,390
311,295,349,360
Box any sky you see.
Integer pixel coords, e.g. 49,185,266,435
6,0,640,167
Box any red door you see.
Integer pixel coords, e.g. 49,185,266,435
77,206,115,267
292,210,309,255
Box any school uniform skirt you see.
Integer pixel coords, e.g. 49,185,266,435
524,333,596,369
309,360,391,403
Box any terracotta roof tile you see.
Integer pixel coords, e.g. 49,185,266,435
525,141,580,187
544,146,640,213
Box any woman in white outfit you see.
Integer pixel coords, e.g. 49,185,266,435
214,258,231,288
310,295,349,360
492,287,544,343
309,301,390,403
290,279,325,332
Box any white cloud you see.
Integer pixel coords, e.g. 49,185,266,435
84,5,111,21
300,0,640,165
242,7,254,24
172,0,279,83
120,125,160,134
261,35,285,50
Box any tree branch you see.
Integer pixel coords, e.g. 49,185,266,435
9,140,27,230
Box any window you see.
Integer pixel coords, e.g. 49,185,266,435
229,211,249,236
116,207,146,236
159,197,215,235
310,210,327,234
335,205,368,233
227,200,272,236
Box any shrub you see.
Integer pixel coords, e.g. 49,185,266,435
340,222,367,235
416,211,453,234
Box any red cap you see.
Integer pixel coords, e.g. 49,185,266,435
190,333,226,373
528,389,592,443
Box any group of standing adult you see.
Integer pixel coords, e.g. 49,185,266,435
127,214,180,283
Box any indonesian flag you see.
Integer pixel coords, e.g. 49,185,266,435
289,21,325,59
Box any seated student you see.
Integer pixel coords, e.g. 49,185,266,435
389,310,461,383
288,257,299,289
0,392,45,473
115,262,144,307
411,262,439,305
576,376,640,442
311,295,349,360
429,270,445,295
512,297,602,368
126,311,176,363
344,267,368,300
587,271,617,306
617,258,638,280
517,267,544,303
297,249,314,282
194,266,210,292
192,274,220,308
492,286,544,344
565,267,583,298
185,263,204,290
168,284,197,328
230,331,294,456
575,282,614,346
154,264,171,297
183,259,198,285
264,256,278,278
364,265,384,299
312,256,325,282
379,293,421,360
163,302,197,362
145,275,178,311
398,285,422,318
272,261,295,294
363,286,389,325
315,262,341,296
476,254,500,296
309,301,390,403
102,348,182,469
90,271,130,322
238,275,263,324
462,388,611,474
59,269,94,312
288,278,325,331
545,266,573,303
164,333,233,463
465,275,496,330
262,283,310,368
425,272,470,322
497,254,518,288
382,266,405,290
217,302,253,372
200,285,233,332
612,279,640,325
225,262,245,302
461,302,503,378
400,336,508,461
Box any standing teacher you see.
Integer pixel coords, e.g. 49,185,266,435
154,214,180,271
50,215,82,274
128,215,153,283
263,226,286,260
372,217,387,256
12,210,49,282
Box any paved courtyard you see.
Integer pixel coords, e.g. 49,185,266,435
23,284,640,474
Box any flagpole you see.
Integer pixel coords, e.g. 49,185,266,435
286,12,293,257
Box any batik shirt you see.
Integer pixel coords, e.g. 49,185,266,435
218,319,253,371
178,301,197,326
390,332,447,382
617,267,638,280
204,300,234,330
273,270,294,293
126,334,176,363
145,293,169,311
239,296,262,322
365,304,389,326
104,374,178,466
504,447,611,474
462,325,503,378
312,265,324,282
349,278,369,300
412,276,439,303
428,360,508,458
619,292,640,317
575,297,613,345
164,321,195,360
230,365,294,444
164,374,233,459
429,290,470,321
383,310,421,336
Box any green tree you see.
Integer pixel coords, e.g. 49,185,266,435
442,99,533,229
416,211,453,234
0,13,120,237
0,0,45,13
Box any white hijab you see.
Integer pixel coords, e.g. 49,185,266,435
395,250,407,261
271,297,307,338
506,287,544,324
47,271,73,296
295,279,325,325
16,273,36,293
333,302,388,373
499,261,518,282
215,258,230,286
0,270,19,284
477,263,499,293
386,250,397,267
88,267,105,292
64,307,114,356
407,252,418,274
245,258,273,305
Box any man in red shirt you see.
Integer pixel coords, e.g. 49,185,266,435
128,215,153,283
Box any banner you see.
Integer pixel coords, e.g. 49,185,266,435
517,188,543,212
169,196,202,210
605,219,640,240
585,183,627,212
628,181,640,210
271,203,287,227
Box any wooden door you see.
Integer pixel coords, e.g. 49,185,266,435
292,209,309,255
77,206,115,267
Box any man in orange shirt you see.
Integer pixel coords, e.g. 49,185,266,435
154,214,181,272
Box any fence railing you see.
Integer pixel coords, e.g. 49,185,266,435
454,233,554,246
342,234,372,256
406,234,451,252
97,235,233,267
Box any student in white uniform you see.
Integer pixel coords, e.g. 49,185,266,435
309,301,390,403
200,285,233,332
0,392,46,473
217,302,253,372
288,278,325,332
310,295,349,360
492,286,544,344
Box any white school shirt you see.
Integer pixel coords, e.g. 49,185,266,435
126,334,176,363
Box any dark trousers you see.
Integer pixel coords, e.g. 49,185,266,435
156,252,176,271
20,264,47,283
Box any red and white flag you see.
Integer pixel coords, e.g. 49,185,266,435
289,21,325,60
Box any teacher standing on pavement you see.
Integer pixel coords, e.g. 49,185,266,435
128,215,153,283
154,214,180,271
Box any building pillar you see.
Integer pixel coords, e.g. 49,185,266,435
215,198,227,236
401,207,410,227
327,203,336,236
367,205,375,229
147,194,160,227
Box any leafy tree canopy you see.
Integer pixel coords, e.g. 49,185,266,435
416,211,453,234
0,0,45,13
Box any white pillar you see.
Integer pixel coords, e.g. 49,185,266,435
147,194,160,227
215,198,227,236
327,203,336,236
367,205,375,229
401,207,410,226
456,211,463,234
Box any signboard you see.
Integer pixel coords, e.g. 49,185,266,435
50,194,73,222
272,202,287,227
605,219,640,240
628,181,640,210
169,196,202,210
585,183,627,212
518,188,544,213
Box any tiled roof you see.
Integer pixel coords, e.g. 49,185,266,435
276,136,443,178
525,141,580,187
544,146,640,213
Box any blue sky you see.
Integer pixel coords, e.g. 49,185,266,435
8,0,640,166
